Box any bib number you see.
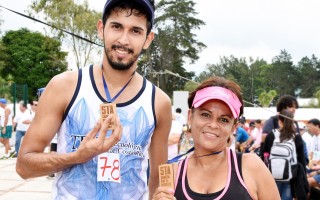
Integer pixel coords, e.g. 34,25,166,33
97,153,121,183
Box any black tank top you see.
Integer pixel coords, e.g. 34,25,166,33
174,149,253,200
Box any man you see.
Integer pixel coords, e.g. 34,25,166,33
168,115,182,160
12,102,33,157
16,1,172,199
262,95,299,135
261,95,299,159
306,118,320,187
174,108,186,128
235,118,249,152
0,98,14,159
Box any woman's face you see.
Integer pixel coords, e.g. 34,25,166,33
188,99,237,152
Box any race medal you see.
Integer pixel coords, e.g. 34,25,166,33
159,163,174,189
97,152,121,183
100,103,117,130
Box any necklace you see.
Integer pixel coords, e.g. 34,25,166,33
101,64,135,102
167,147,223,164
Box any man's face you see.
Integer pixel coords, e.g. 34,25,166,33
286,106,296,116
99,9,154,71
307,123,320,136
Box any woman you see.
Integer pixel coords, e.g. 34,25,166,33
262,110,308,200
153,76,280,200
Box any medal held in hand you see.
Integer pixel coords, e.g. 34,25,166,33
100,103,117,130
159,163,174,189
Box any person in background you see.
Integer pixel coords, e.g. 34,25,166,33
153,76,280,200
0,98,14,159
235,119,249,152
248,119,263,155
261,95,300,160
307,119,320,163
299,121,312,161
12,102,32,157
306,118,320,188
168,115,182,160
175,107,186,128
16,0,172,199
262,110,308,200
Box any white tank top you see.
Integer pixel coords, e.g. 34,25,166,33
52,65,156,200
0,106,13,126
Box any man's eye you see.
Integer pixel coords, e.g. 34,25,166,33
132,29,141,34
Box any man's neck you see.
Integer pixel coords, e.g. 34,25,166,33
102,62,137,86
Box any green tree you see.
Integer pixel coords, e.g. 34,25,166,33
29,0,101,68
1,28,67,101
139,0,205,97
264,50,298,96
296,55,320,97
258,90,277,107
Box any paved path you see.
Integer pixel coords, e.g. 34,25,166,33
0,145,53,200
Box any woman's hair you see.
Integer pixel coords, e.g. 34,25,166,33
187,76,244,119
278,110,296,142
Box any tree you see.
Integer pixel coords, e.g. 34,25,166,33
1,28,67,101
258,90,277,107
296,55,320,97
264,50,298,96
139,0,206,97
29,0,101,68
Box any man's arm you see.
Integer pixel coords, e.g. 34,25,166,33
148,88,172,199
16,71,122,179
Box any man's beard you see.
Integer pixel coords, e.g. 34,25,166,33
104,44,139,71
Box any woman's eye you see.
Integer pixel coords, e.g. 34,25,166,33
201,113,210,118
220,118,230,123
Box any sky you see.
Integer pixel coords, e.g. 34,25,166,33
1,0,320,75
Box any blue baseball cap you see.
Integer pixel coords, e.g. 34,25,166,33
37,88,45,98
0,98,7,104
102,0,154,28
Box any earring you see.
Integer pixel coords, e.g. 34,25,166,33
187,125,192,132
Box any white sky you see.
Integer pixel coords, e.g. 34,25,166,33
1,0,320,74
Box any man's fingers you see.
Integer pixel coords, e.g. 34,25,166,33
102,117,122,149
97,115,113,140
85,120,102,139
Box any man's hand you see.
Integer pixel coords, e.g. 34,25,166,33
75,115,122,164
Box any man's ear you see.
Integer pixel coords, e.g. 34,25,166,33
143,32,155,49
97,19,104,40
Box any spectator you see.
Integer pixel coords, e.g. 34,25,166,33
12,102,33,157
168,115,182,160
235,119,249,152
0,98,14,159
262,110,308,200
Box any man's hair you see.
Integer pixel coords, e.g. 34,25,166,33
308,118,320,127
102,0,155,35
176,108,182,113
276,95,299,112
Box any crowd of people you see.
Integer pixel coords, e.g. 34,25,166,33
0,99,37,159
1,0,320,199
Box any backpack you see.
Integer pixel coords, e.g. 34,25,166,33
268,129,298,182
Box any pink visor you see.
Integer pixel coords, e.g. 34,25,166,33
192,86,242,118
